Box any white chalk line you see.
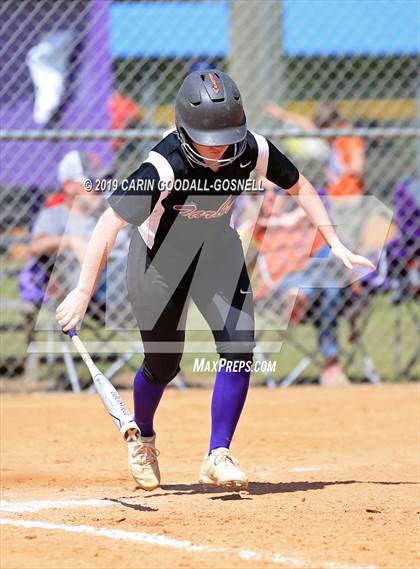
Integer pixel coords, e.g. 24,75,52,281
0,517,376,569
1,499,375,569
0,499,112,514
291,466,334,473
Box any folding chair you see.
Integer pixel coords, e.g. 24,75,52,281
253,270,381,387
19,247,144,391
358,177,419,381
359,243,419,382
248,206,381,389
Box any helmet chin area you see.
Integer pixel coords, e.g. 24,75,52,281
177,129,246,168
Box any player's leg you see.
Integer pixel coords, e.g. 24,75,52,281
207,261,254,455
126,233,190,489
192,234,255,489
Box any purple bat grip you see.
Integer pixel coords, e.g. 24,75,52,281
65,329,78,338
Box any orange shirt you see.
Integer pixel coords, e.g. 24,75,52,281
326,136,364,197
109,92,142,151
252,220,325,300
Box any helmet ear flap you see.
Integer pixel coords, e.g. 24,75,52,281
176,126,191,147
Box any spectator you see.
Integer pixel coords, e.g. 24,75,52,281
265,102,365,200
21,150,129,314
251,178,350,387
109,91,143,152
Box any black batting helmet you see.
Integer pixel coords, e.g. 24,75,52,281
175,70,247,167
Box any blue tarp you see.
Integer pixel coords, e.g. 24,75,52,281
283,0,420,56
110,1,229,58
110,0,419,58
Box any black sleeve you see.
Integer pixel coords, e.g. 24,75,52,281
265,139,300,190
251,131,300,190
107,162,162,226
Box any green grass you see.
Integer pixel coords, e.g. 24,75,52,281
181,293,419,383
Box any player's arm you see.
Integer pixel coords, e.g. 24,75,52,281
253,133,375,270
264,102,316,131
286,174,372,269
56,161,164,331
56,207,128,331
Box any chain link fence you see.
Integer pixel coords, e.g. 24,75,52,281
1,0,418,387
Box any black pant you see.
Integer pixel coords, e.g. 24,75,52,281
127,230,255,385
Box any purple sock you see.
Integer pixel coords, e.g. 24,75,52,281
133,368,165,438
209,363,250,454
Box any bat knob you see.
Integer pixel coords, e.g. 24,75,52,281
123,425,141,442
65,329,78,338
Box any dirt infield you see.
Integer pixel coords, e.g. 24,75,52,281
1,384,419,569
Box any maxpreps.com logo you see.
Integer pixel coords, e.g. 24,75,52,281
173,196,234,219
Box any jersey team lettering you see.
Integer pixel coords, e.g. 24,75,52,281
173,196,234,219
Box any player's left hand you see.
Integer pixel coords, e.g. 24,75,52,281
329,237,376,270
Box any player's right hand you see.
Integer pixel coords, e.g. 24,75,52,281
56,288,90,332
65,236,88,265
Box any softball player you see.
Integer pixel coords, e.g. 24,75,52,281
56,71,374,491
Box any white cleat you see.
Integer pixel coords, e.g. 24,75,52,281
199,447,249,491
128,433,160,491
